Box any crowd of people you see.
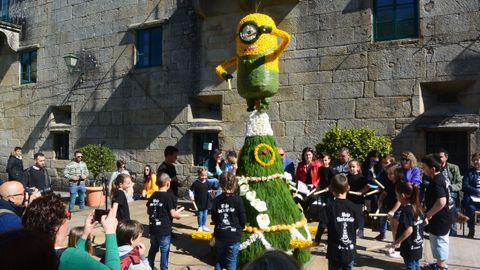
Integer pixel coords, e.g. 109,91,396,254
0,144,479,270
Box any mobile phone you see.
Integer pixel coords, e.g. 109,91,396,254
94,209,109,222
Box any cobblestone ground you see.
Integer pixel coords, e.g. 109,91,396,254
66,200,480,270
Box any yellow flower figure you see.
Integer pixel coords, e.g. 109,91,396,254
215,13,290,112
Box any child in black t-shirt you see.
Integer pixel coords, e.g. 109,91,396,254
211,172,246,270
190,168,212,232
346,160,369,238
146,173,181,270
392,181,424,270
111,173,131,221
314,174,362,269
377,163,402,241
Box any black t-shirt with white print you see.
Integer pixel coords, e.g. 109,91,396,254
147,191,176,236
424,173,452,236
211,193,246,243
396,204,423,262
317,198,361,264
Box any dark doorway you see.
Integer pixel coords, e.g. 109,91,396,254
193,132,219,166
426,131,469,172
53,132,69,160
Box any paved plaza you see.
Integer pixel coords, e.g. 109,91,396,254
65,199,480,270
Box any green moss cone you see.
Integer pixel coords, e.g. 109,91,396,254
236,135,311,267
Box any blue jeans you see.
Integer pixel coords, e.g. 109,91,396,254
198,209,208,227
404,259,420,270
328,260,353,270
215,240,240,270
148,234,171,270
69,182,86,211
354,203,364,232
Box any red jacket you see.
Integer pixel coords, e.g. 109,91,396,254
295,160,322,187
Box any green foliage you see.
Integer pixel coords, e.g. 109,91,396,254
316,127,392,163
79,144,116,179
237,135,310,267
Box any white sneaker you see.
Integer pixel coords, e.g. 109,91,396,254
202,226,210,232
387,248,401,258
198,227,204,232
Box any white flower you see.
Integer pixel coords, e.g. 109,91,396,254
252,199,267,212
239,184,249,196
283,172,292,181
246,190,257,202
237,177,247,186
256,214,271,229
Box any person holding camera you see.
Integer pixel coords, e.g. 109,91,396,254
64,151,90,212
22,152,53,192
0,181,41,233
22,194,120,270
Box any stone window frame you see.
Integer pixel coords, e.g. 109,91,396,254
19,49,37,84
372,0,419,42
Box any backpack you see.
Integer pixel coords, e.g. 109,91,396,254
120,247,142,270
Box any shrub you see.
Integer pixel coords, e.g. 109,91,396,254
79,144,116,181
315,127,392,163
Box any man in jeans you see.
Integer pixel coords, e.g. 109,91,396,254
64,150,89,212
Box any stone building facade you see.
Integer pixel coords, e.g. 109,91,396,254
0,0,479,191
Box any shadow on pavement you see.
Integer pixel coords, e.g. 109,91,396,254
170,232,215,265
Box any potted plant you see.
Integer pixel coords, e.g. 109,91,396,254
80,144,116,207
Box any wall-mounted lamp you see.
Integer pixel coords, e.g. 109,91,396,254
63,53,79,73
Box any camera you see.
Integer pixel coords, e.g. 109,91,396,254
94,209,110,222
25,187,52,196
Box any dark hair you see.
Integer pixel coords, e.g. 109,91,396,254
421,154,442,172
208,149,225,174
33,152,45,159
156,173,171,188
472,152,480,161
212,149,222,157
394,166,405,182
144,165,153,182
363,150,382,173
243,250,300,270
436,147,448,156
164,146,178,157
329,174,349,194
382,154,396,164
395,181,423,219
116,219,143,246
226,150,237,158
116,160,126,169
111,174,131,199
68,226,93,254
74,150,82,156
0,229,56,270
318,152,330,159
301,147,315,163
22,193,66,244
14,146,22,151
219,172,237,192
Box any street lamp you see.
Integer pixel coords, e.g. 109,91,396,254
63,53,79,73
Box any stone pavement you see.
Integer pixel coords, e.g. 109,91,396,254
66,200,480,270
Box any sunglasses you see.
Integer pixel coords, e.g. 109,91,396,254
280,153,285,156
76,156,83,158
401,158,410,162
65,211,72,220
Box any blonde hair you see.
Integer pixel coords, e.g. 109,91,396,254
401,151,417,166
156,173,171,188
